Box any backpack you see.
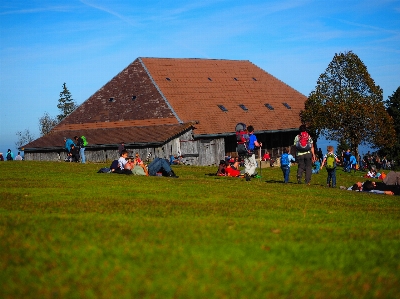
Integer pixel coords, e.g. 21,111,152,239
296,132,312,152
6,152,12,160
326,153,335,170
235,123,249,155
81,136,88,147
281,153,289,166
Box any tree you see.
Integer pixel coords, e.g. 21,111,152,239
57,82,77,122
380,86,400,168
300,51,396,159
15,129,35,149
39,112,59,136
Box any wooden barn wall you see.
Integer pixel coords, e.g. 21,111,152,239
24,130,297,166
24,130,224,166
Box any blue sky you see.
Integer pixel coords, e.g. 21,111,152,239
1,0,399,156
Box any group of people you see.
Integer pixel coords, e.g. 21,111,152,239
64,136,86,163
218,124,311,184
0,149,23,161
217,124,399,197
102,149,178,178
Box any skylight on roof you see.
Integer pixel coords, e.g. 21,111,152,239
283,102,291,109
233,77,238,81
252,77,257,81
208,77,212,81
265,103,274,110
239,104,248,111
132,95,137,100
109,97,114,102
217,105,228,112
166,77,171,81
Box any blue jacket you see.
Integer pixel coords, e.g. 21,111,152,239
65,139,75,152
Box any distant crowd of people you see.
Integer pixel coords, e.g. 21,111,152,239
0,149,23,161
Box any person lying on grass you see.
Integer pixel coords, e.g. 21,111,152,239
347,180,396,195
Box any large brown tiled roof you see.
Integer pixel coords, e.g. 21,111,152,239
140,58,306,135
23,123,193,150
26,58,306,149
56,57,306,136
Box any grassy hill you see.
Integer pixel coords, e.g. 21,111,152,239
0,161,399,298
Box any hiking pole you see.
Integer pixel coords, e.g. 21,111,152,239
259,146,262,181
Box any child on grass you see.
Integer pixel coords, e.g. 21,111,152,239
320,145,341,188
281,147,295,183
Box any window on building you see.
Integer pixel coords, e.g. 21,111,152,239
265,103,274,110
239,104,248,111
283,102,291,109
217,105,228,112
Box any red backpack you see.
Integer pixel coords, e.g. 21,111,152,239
235,123,249,155
296,132,312,152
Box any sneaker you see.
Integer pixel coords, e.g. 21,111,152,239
245,173,251,181
254,174,262,179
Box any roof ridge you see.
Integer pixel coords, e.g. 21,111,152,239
138,57,183,124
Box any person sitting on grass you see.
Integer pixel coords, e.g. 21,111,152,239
216,160,241,177
133,154,149,176
110,150,133,175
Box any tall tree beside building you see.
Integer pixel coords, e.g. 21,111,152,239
301,51,395,158
57,82,77,122
381,86,400,167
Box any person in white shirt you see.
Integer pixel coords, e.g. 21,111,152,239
15,152,23,161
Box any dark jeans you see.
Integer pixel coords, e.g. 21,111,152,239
297,152,312,184
148,157,173,176
281,165,290,183
326,168,336,187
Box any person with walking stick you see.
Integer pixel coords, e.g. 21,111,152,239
244,125,262,181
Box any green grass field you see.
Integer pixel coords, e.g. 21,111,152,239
0,161,399,299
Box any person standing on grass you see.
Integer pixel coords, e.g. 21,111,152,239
64,137,74,151
320,145,341,188
74,135,86,164
294,125,315,185
6,149,14,161
118,142,125,156
280,147,295,183
349,152,357,172
244,125,262,181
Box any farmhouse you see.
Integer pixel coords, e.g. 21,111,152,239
22,57,307,165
